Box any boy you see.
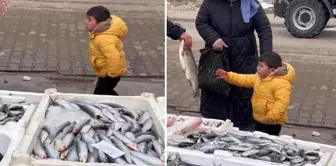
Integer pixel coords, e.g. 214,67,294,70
216,52,295,136
85,6,128,96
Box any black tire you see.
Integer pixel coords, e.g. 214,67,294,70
284,0,329,38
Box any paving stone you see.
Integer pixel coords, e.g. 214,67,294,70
0,7,164,77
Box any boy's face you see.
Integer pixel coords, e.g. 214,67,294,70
257,61,276,79
85,16,97,32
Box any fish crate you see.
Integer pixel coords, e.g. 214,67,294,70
10,88,165,166
167,114,336,166
0,90,43,129
0,125,26,166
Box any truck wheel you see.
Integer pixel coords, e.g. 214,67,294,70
284,0,329,38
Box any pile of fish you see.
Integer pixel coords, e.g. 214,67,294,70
167,152,222,166
0,103,32,125
168,132,324,166
32,98,165,165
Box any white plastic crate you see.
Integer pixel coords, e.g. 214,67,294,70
0,90,43,129
10,88,164,166
167,114,336,166
0,125,25,166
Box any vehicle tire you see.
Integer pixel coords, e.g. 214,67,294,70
284,0,330,38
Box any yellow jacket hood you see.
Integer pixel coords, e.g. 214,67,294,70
90,15,128,39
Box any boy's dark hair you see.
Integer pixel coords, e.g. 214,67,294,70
258,52,282,69
87,6,111,22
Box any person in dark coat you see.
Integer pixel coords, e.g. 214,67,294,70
167,18,192,49
195,0,273,131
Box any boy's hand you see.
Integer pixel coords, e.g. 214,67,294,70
0,0,8,15
263,117,275,124
216,69,228,80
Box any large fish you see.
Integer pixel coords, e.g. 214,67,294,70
179,39,199,97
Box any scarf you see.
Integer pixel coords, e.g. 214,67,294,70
240,0,260,23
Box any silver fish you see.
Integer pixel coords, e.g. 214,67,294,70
50,121,71,137
8,104,24,110
59,121,76,139
33,139,47,159
291,156,305,164
45,143,59,159
87,149,99,163
227,144,253,152
112,130,139,151
142,118,153,132
125,132,136,141
139,142,148,153
131,155,149,166
66,146,79,161
138,112,150,124
99,150,108,163
241,149,260,157
101,108,119,122
0,112,7,121
59,133,75,152
121,122,133,134
110,137,132,163
80,133,96,153
55,99,79,110
74,102,105,120
119,108,140,120
76,139,88,162
101,102,125,109
130,150,164,165
178,39,199,97
113,122,126,131
136,134,156,143
73,119,90,134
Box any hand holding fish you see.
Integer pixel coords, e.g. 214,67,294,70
0,0,7,15
216,69,228,80
179,32,192,50
263,117,275,124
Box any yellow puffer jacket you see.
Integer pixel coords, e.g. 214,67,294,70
89,15,128,77
225,62,295,125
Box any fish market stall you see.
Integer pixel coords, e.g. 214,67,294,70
11,89,165,166
167,114,336,166
0,90,43,129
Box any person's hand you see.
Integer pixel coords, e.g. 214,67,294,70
0,0,8,15
179,32,192,50
213,39,228,51
263,117,275,124
216,69,228,80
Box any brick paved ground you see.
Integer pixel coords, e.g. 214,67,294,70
167,14,336,128
0,0,164,77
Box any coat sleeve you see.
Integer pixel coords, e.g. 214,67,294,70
225,72,257,88
195,0,221,45
253,6,273,54
98,38,121,77
266,81,291,121
167,18,186,40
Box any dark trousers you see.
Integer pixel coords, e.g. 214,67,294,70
93,77,121,96
254,121,282,136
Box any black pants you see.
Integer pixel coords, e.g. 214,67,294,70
94,77,121,96
233,123,254,132
254,121,282,136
